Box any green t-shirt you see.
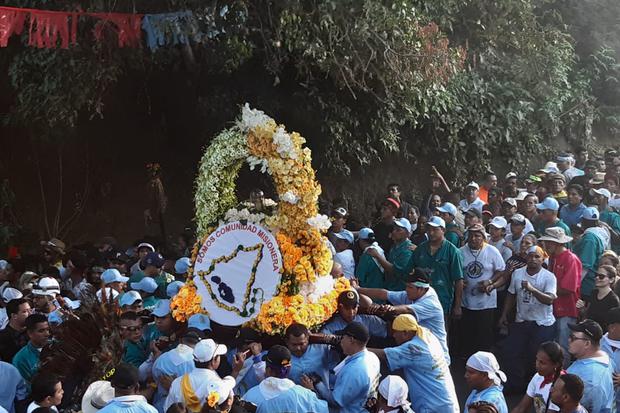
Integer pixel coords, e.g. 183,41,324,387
445,223,462,248
601,209,620,254
356,253,385,290
12,341,40,386
407,239,464,314
386,239,413,291
574,231,605,297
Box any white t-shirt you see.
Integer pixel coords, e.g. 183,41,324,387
508,267,557,326
489,239,512,262
526,373,559,413
334,249,355,279
460,244,506,310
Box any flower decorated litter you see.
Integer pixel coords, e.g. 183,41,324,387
171,104,349,334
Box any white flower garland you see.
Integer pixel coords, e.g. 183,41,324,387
281,191,299,204
306,214,332,231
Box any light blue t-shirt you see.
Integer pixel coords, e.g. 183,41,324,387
600,335,620,411
567,355,615,413
320,314,387,338
255,384,328,413
384,330,459,413
464,386,507,413
226,349,267,395
330,351,379,413
288,344,330,386
98,396,158,413
0,362,27,413
151,344,196,413
387,288,449,363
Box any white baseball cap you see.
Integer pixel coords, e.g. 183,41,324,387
193,338,227,363
32,277,61,297
488,216,508,229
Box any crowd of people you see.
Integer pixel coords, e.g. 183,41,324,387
1,147,620,413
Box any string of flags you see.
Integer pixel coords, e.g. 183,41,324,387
0,5,228,50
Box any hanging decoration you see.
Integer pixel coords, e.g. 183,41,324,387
0,5,222,50
142,11,200,51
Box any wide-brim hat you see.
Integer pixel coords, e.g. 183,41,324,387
82,381,114,413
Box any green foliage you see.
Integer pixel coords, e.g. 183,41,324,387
2,0,619,183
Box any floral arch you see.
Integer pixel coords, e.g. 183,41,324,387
171,104,349,334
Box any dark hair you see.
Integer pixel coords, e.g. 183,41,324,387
120,311,142,323
539,341,564,379
110,363,139,389
559,373,584,402
410,205,420,215
26,313,49,331
285,323,309,339
41,267,61,279
6,298,28,318
467,400,499,413
576,146,587,153
387,183,400,190
166,403,188,413
567,184,584,197
30,373,61,403
484,171,496,178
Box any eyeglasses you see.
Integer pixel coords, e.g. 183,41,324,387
595,273,612,280
568,334,590,342
119,326,141,332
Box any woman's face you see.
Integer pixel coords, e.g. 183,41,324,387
407,209,419,224
606,179,619,194
523,196,537,213
535,350,558,377
595,267,614,289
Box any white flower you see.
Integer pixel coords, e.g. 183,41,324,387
224,207,266,224
238,103,272,131
281,191,299,204
263,198,277,207
246,156,270,174
307,214,332,231
272,127,297,160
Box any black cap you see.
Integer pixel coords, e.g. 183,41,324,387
262,345,292,367
569,319,603,341
110,363,139,389
337,290,359,307
465,208,482,218
236,327,261,345
608,307,620,326
405,270,431,286
108,249,129,264
336,321,370,344
182,328,206,344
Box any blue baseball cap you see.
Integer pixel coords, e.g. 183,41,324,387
152,299,171,317
334,229,354,244
436,202,457,216
144,252,165,268
119,290,142,307
166,281,185,298
101,268,129,285
582,207,600,221
393,218,412,233
130,277,158,294
535,197,560,211
357,227,375,240
188,314,211,332
427,216,446,229
174,257,191,274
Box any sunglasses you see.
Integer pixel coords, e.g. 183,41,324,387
568,334,590,342
119,326,142,332
595,272,612,280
